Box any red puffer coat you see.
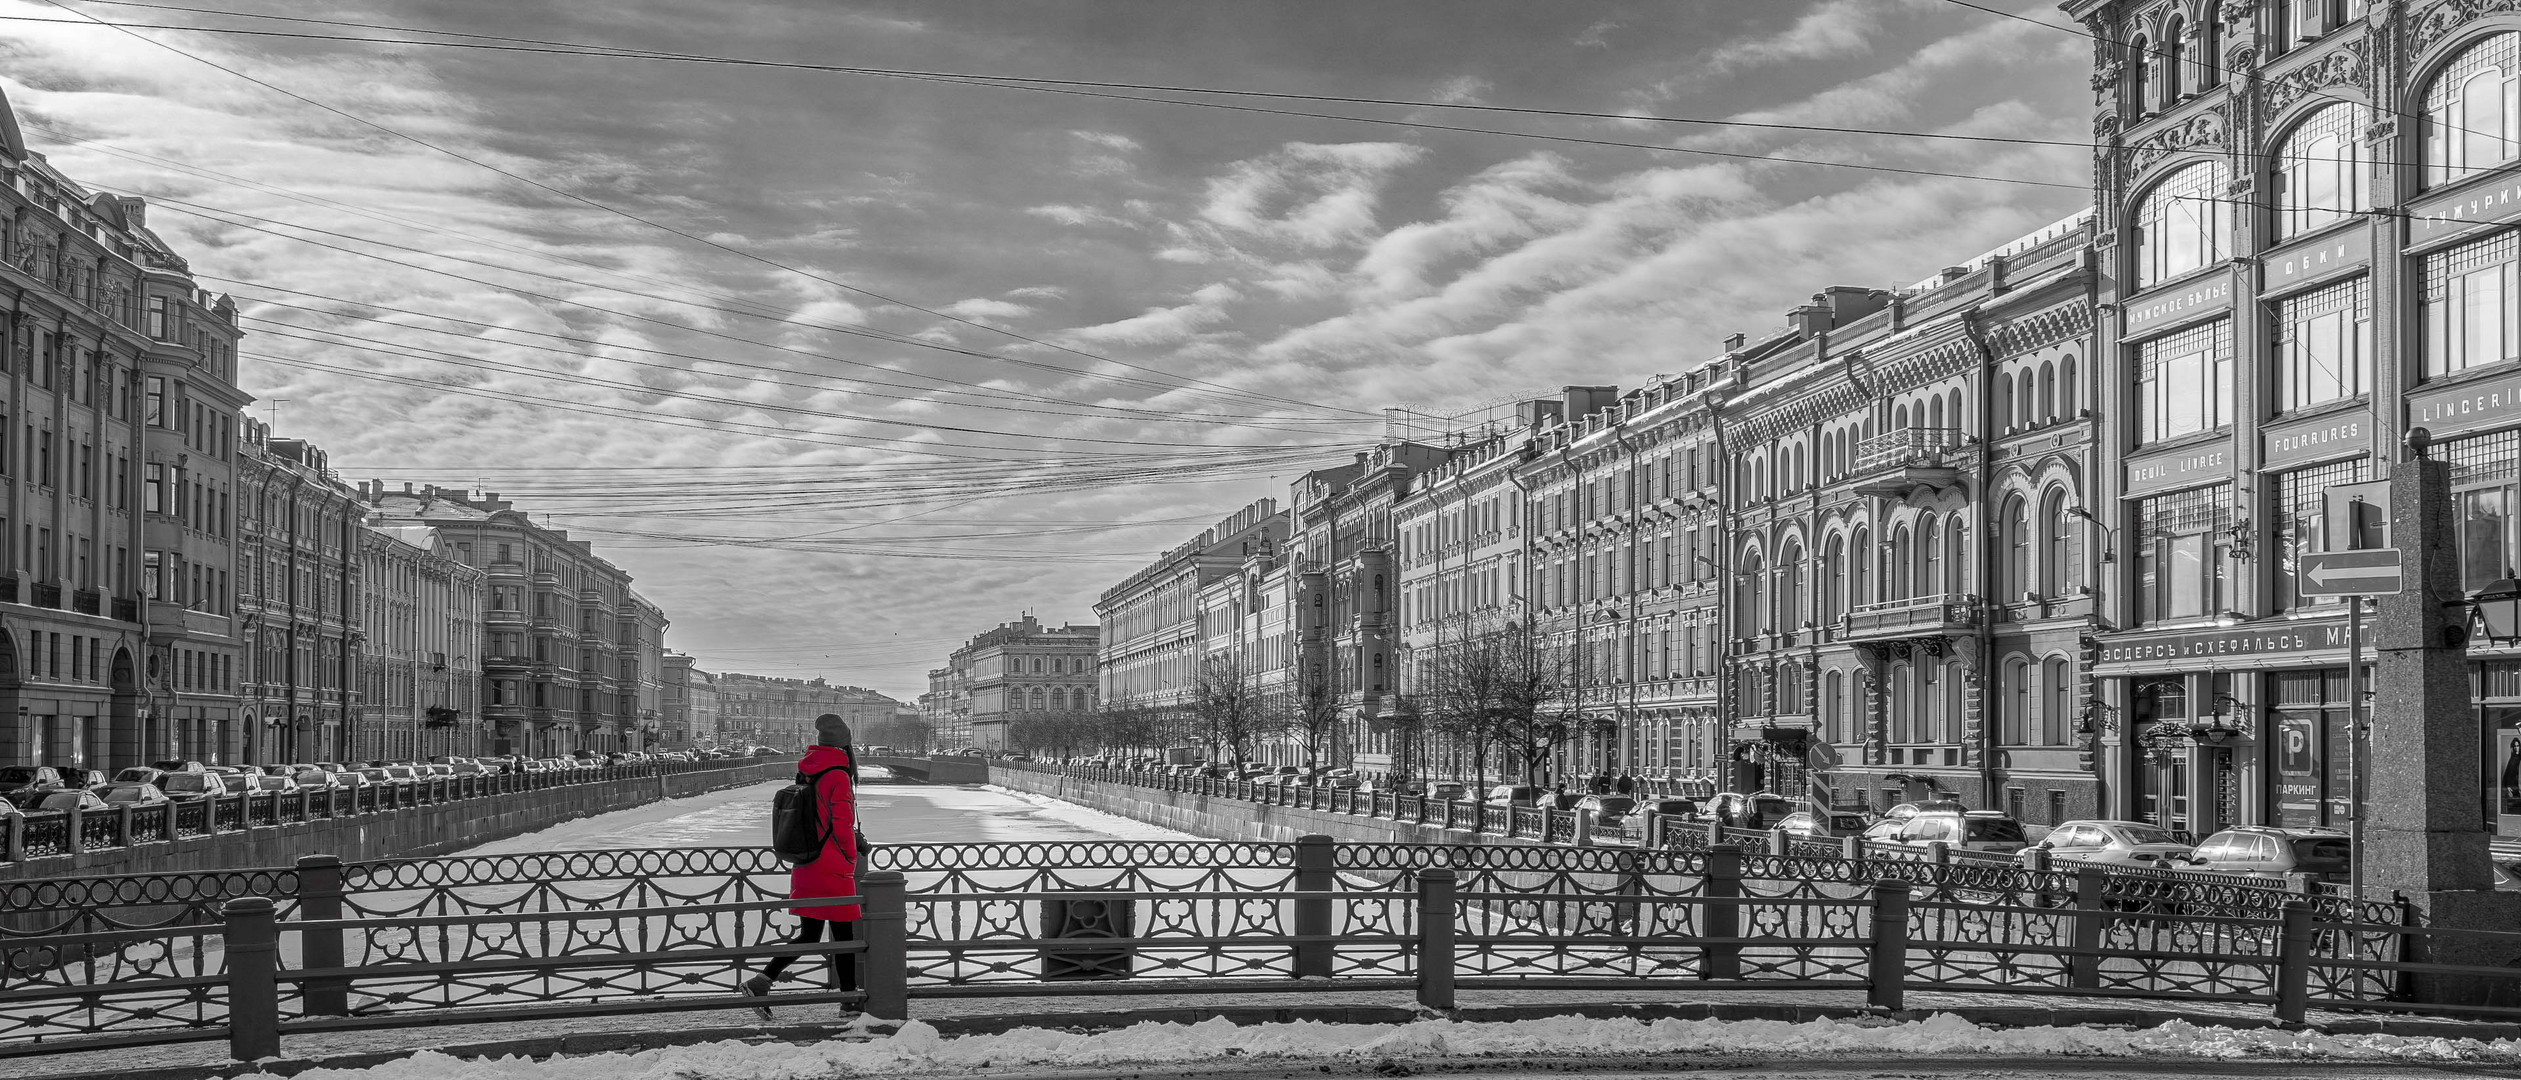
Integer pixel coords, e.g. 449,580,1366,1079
786,745,861,921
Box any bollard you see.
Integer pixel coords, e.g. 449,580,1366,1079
296,855,349,1016
1702,844,1742,980
858,871,910,1021
1416,867,1457,1012
2273,899,2313,1025
2068,865,2105,989
1868,880,1912,1011
224,896,282,1061
1292,834,1335,978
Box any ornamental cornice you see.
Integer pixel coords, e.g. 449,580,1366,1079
2413,0,2521,57
2126,106,2229,179
2260,38,2368,120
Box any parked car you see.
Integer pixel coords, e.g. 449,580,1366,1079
101,782,168,807
150,759,208,775
246,774,302,795
1573,794,1635,827
1424,781,1470,801
34,790,109,813
1483,784,1545,807
57,767,111,796
34,782,108,807
111,766,168,786
0,765,65,807
1881,809,2032,854
1708,792,1796,830
1321,768,1361,790
291,766,345,792
158,773,228,802
2037,820,2197,869
1776,809,1875,839
1625,798,1703,833
2182,826,2351,883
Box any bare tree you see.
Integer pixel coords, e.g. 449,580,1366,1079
1421,612,1584,786
1275,669,1344,769
1192,654,1278,766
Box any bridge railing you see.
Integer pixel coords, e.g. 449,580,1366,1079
0,837,2476,1061
0,756,797,871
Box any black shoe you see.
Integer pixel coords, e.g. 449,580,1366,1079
743,974,774,1021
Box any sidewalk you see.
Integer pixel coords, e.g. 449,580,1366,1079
19,985,2521,1080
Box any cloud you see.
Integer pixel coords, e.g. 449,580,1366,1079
942,298,1031,320
1429,76,1491,106
1197,141,1426,249
1064,282,1241,347
1574,20,1621,48
1699,0,1920,74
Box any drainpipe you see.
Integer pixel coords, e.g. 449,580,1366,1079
1961,310,2001,807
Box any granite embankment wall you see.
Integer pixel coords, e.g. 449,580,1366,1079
988,763,1528,848
0,761,791,882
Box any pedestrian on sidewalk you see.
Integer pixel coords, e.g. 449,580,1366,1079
746,713,867,1017
1614,773,1634,797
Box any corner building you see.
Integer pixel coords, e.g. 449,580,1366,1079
2066,0,2521,835
236,422,364,763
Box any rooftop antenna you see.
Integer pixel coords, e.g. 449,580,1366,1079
264,399,291,427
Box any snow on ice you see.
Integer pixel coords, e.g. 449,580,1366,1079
282,1013,2521,1079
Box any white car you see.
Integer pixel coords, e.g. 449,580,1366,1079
2037,819,2197,869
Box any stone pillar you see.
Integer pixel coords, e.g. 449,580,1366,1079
2368,458,2521,1001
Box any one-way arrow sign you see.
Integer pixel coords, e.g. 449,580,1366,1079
2298,548,2404,597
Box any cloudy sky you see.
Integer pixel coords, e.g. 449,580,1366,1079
0,0,2092,701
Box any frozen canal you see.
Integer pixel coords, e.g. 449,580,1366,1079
449,766,1194,856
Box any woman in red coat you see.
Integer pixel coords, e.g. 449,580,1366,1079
745,714,864,1014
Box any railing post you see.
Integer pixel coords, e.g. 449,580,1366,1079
1701,844,1742,981
1573,808,1594,846
224,896,282,1061
2069,865,2105,989
1293,834,1334,978
161,800,178,843
2274,899,2313,1025
2018,845,2051,873
296,855,349,1016
1842,836,1864,862
65,805,86,854
1415,867,1456,1012
1868,880,1912,1011
1926,840,1950,867
2,812,20,862
859,870,909,1022
1769,826,1791,856
1703,819,1722,847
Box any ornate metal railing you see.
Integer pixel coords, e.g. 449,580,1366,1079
0,838,2472,1062
0,757,793,866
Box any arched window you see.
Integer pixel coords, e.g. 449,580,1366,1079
1777,539,1805,631
2058,355,2079,417
1888,525,1913,601
1929,394,1946,430
2278,104,2370,238
2426,33,2520,189
1918,522,1941,599
2017,369,2038,428
1778,660,1805,715
2003,496,2031,600
1737,549,1766,637
1946,389,1963,435
2161,18,2187,108
2191,16,2218,92
1992,372,2013,429
1942,514,1968,596
1825,670,1847,745
1821,536,1846,623
1890,662,1914,744
2040,489,2074,596
2001,658,2030,745
2134,161,2230,288
1894,402,1911,431
1849,526,1872,609
1942,661,1966,744
2038,362,2057,422
2042,657,2074,745
2129,35,2153,116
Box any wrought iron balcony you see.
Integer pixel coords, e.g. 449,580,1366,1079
31,582,62,609
1841,593,1982,642
113,597,140,622
1849,426,1963,497
71,588,101,615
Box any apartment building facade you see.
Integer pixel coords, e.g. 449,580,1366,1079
713,673,903,750
949,615,1099,752
356,523,484,761
659,653,716,748
1095,500,1287,718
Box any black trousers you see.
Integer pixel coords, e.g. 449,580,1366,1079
761,918,858,990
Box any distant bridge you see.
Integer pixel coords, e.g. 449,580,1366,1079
858,754,989,785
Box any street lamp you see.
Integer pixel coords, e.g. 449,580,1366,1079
2066,505,2121,564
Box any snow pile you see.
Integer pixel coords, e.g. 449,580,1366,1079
285,1012,2521,1078
978,784,1202,842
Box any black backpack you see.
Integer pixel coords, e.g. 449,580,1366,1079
771,766,848,865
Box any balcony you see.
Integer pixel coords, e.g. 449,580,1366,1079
70,587,100,615
31,581,61,609
1841,593,1982,643
0,576,18,604
1848,427,1963,497
485,560,526,580
113,597,140,622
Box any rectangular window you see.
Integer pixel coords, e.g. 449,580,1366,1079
144,463,166,514
144,376,164,427
2277,277,2372,411
2424,231,2521,378
2447,430,2521,591
145,297,168,340
2275,458,2373,612
2135,319,2234,444
2136,484,2235,625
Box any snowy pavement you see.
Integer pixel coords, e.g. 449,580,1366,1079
143,1012,2521,1080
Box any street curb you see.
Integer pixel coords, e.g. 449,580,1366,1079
30,999,2521,1080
